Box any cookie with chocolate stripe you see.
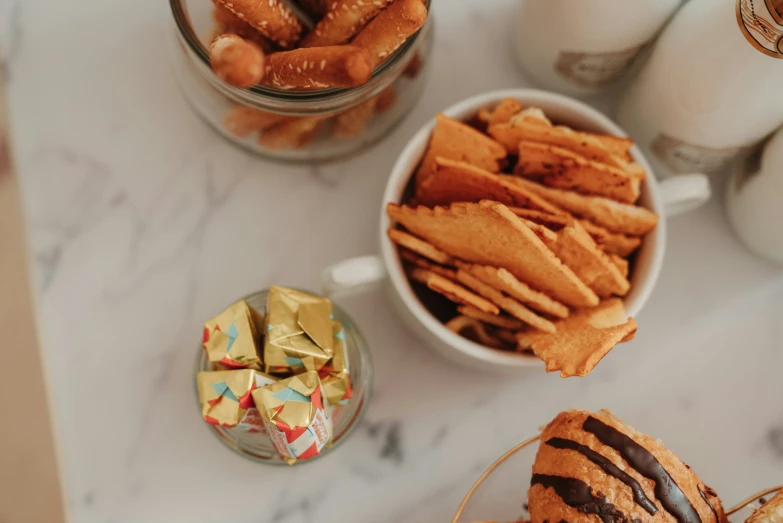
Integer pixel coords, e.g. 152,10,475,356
529,410,726,523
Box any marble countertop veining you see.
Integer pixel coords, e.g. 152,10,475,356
3,0,783,522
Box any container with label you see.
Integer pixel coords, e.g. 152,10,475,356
726,127,783,264
617,0,783,178
513,0,682,96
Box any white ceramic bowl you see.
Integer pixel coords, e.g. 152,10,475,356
325,89,710,374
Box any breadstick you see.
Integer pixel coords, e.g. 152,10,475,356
375,84,397,112
210,34,266,87
334,96,378,138
215,0,303,48
259,116,328,149
223,106,290,137
262,45,372,89
301,0,394,47
352,0,427,67
211,1,274,52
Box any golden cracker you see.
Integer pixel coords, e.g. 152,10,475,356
455,269,557,333
457,305,524,330
387,201,599,308
398,249,457,280
409,268,499,315
458,263,570,319
388,228,455,265
517,298,637,378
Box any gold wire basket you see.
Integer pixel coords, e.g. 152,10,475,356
452,434,782,523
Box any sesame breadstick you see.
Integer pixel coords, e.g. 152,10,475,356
352,0,427,67
223,106,290,137
210,34,266,87
259,116,329,149
333,96,378,137
301,0,395,47
212,1,274,52
261,45,372,89
215,0,303,48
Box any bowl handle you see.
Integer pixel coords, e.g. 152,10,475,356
321,255,387,298
658,174,711,217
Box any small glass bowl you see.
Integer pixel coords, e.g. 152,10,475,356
195,288,373,465
452,435,783,523
169,0,433,162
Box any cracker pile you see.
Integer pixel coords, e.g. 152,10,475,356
209,0,428,148
387,100,659,377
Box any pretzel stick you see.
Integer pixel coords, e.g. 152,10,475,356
215,0,303,48
259,116,329,149
333,96,378,137
211,1,274,52
352,0,427,67
262,45,372,89
223,106,290,137
301,0,394,47
210,34,266,87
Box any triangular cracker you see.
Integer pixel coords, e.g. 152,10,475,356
579,220,642,257
457,305,524,330
485,98,524,127
608,254,629,278
456,269,557,333
547,220,630,298
416,113,506,190
517,298,637,378
504,177,658,236
408,267,499,315
387,201,599,308
417,157,565,215
489,114,633,167
457,262,569,319
388,228,455,265
398,249,457,280
515,141,642,203
745,490,783,523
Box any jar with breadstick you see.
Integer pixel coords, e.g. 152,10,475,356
169,0,433,161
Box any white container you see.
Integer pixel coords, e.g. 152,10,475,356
726,127,783,265
513,0,682,96
617,0,783,178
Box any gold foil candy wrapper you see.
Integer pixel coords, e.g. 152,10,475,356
264,286,334,374
251,370,333,464
203,300,262,368
197,369,277,429
319,320,352,406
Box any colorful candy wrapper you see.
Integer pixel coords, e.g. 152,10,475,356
264,286,334,374
197,369,277,430
319,320,352,406
252,370,333,464
203,299,262,368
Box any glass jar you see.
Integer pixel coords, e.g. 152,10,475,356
169,0,433,162
195,289,373,465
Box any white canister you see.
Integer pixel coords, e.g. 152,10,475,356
617,0,783,178
513,0,682,96
726,127,783,265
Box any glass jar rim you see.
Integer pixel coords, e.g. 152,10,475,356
170,0,432,111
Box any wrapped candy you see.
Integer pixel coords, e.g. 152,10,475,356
197,369,276,430
203,299,262,368
264,286,334,374
319,320,352,406
252,370,333,464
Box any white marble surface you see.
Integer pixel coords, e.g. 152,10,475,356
3,0,783,522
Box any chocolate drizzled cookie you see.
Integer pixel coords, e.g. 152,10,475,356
528,410,727,523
